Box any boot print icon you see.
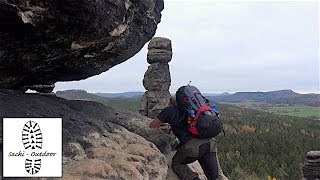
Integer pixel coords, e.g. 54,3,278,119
22,120,43,175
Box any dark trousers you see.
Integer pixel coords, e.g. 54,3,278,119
172,138,219,180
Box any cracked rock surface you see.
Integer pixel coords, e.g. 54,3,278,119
0,0,163,91
0,91,177,179
139,37,172,118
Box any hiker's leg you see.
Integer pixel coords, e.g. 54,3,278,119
198,142,219,180
171,149,199,180
198,151,218,180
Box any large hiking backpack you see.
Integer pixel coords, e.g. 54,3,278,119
176,85,223,138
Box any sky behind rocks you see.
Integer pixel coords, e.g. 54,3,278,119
55,1,319,94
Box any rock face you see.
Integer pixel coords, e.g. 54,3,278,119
64,127,167,179
147,37,173,64
0,90,178,179
139,37,172,118
303,151,320,180
0,0,164,91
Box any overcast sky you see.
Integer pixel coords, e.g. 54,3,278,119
55,1,319,94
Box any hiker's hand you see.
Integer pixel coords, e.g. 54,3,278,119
160,123,171,134
150,118,162,128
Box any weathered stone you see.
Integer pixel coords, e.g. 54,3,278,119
0,92,176,179
56,89,90,100
0,0,164,90
147,49,173,64
139,90,171,119
143,62,171,91
66,128,167,180
148,37,172,51
303,151,320,180
64,142,87,161
139,92,149,117
25,84,55,93
147,37,173,64
140,37,172,119
64,159,118,179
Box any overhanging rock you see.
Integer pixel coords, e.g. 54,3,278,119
0,0,164,91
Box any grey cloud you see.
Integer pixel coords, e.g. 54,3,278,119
55,2,319,94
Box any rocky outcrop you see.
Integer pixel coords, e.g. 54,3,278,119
139,37,172,118
0,0,164,91
64,127,167,179
0,90,177,179
303,151,320,180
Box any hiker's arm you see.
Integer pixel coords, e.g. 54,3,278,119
150,117,162,128
151,106,172,128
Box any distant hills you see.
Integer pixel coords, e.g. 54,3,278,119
95,92,144,98
54,89,320,179
56,89,320,107
93,91,231,98
203,92,231,96
55,89,141,112
94,92,231,98
56,89,94,100
210,90,320,107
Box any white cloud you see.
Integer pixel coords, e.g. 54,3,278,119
55,1,319,93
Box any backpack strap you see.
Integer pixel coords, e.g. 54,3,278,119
195,105,212,120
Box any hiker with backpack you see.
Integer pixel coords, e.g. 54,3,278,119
150,85,227,180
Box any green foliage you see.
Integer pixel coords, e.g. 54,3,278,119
95,97,140,112
274,164,289,179
229,165,250,179
66,93,320,180
215,103,320,180
95,97,320,179
266,105,320,118
223,102,320,119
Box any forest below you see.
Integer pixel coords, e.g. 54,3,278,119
56,90,320,179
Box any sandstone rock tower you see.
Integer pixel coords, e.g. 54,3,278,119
139,37,172,118
303,151,320,180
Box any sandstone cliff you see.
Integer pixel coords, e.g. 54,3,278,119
0,90,177,179
0,0,163,92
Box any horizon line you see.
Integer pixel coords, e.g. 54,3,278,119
52,89,320,95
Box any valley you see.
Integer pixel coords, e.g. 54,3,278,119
56,90,320,179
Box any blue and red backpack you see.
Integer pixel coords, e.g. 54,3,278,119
176,85,223,138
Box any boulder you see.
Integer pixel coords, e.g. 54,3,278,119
143,62,171,91
25,84,55,93
64,125,167,180
0,91,178,179
147,49,173,64
147,37,172,64
303,151,320,180
139,90,171,119
148,37,172,51
0,0,164,91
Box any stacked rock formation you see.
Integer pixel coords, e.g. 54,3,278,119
303,151,320,180
139,37,172,118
